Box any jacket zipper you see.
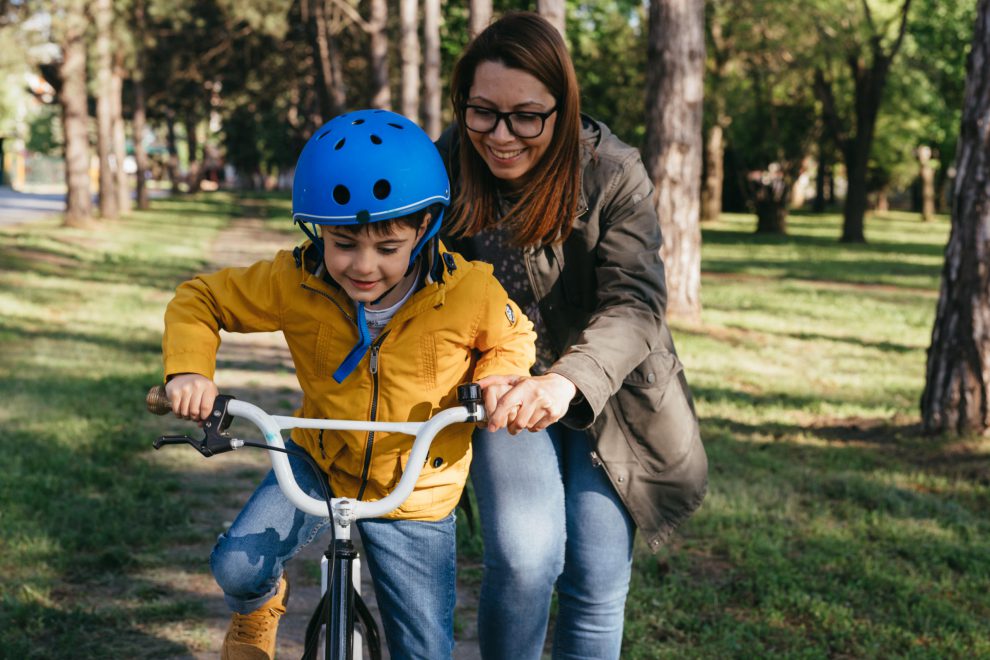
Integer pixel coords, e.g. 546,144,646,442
300,282,355,323
356,331,389,500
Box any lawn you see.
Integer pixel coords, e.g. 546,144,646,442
623,211,990,659
0,197,987,658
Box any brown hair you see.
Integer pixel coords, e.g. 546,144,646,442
325,208,431,238
447,11,582,248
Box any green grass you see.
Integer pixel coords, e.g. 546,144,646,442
2,199,988,658
623,211,990,659
0,194,241,658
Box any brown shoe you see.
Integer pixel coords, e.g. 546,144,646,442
221,574,290,660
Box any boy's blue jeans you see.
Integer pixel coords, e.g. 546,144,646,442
210,441,456,659
470,423,635,660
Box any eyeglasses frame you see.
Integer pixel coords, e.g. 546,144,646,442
462,104,559,139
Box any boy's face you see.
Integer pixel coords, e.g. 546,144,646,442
321,218,427,308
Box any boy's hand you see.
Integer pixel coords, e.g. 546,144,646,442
165,373,219,423
479,373,577,435
477,375,521,429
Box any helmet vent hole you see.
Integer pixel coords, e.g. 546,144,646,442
317,130,331,140
387,122,404,129
333,185,350,205
370,134,382,145
373,179,391,200
352,119,365,125
334,138,346,150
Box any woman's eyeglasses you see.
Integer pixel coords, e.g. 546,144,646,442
463,105,558,139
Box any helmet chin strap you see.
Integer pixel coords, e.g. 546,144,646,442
332,302,370,383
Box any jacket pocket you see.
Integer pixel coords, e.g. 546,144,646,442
613,350,694,476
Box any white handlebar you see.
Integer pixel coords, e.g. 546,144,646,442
225,399,483,524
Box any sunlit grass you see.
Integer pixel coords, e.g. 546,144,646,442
623,210,990,658
2,197,987,657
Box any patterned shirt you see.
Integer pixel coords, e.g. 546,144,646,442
475,220,555,375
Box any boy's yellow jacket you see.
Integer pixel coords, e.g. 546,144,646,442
163,241,535,521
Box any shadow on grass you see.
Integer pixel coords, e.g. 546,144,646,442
0,316,161,354
678,324,922,355
0,597,196,660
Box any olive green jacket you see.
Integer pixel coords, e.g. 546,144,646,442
437,116,708,551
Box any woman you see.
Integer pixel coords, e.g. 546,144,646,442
436,11,709,660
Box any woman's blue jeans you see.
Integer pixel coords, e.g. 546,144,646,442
470,423,635,660
209,441,457,659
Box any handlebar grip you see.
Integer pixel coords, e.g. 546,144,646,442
146,385,172,416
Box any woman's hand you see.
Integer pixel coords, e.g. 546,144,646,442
165,373,219,422
479,373,577,434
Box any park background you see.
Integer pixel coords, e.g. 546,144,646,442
2,0,989,657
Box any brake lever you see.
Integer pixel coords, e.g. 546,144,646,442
151,394,238,457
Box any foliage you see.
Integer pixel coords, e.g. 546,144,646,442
567,0,647,146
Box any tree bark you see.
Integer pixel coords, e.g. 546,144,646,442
132,0,150,210
112,54,130,215
421,0,441,138
58,0,92,227
917,144,936,221
399,0,420,121
469,0,492,38
94,0,118,220
166,111,180,194
922,0,990,435
368,0,391,109
537,0,566,39
185,114,201,193
310,0,346,120
813,133,830,213
700,119,725,221
643,0,705,323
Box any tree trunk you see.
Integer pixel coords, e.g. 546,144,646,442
58,0,92,228
185,114,201,193
643,0,705,323
310,0,346,121
918,144,936,221
537,0,566,38
469,0,492,38
813,137,829,213
700,120,725,221
112,55,130,215
94,0,118,220
132,0,150,210
922,0,990,435
399,0,420,121
812,1,911,243
755,197,789,234
422,0,441,138
368,0,391,109
166,111,180,194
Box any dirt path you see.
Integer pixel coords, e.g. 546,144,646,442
147,211,481,659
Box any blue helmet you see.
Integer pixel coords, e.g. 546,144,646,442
292,109,450,383
292,109,450,266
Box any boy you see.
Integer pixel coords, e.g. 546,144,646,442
162,109,535,659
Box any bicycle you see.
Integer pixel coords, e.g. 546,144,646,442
145,382,486,660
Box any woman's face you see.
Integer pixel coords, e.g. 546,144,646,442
466,60,557,185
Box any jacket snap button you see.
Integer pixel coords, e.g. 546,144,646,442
646,372,655,384
432,457,443,468
617,475,625,483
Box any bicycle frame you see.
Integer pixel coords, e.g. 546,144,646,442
148,384,485,660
